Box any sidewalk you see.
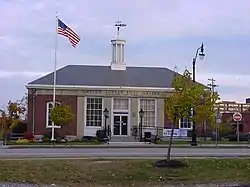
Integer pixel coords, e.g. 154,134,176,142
3,142,250,149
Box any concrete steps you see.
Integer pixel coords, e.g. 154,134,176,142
110,136,138,142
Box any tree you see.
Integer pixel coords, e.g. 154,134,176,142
164,69,219,161
0,97,27,143
0,110,11,143
219,122,234,137
50,105,74,127
18,93,28,120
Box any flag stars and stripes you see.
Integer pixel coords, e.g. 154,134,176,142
57,19,80,47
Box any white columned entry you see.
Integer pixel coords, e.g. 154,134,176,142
111,98,130,137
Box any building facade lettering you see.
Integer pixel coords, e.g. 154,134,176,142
82,90,165,97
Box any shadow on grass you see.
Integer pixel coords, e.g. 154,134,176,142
153,159,187,168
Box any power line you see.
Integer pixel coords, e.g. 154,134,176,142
207,78,218,96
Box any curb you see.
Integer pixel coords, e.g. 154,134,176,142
4,144,250,149
0,156,249,160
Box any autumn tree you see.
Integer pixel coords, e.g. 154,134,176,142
0,110,11,143
0,96,27,143
18,93,28,120
164,69,219,161
215,116,234,137
50,104,74,137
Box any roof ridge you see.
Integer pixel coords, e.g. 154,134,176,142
66,64,171,69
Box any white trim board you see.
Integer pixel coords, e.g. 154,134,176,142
26,84,175,92
83,97,103,136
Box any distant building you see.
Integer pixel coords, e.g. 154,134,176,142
215,100,250,134
215,100,250,113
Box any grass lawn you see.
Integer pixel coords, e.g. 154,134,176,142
157,140,249,145
1,159,250,186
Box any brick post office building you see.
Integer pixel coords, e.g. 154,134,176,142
26,30,204,140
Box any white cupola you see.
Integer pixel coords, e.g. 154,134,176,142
110,19,127,71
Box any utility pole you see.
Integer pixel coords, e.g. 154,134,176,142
207,78,218,97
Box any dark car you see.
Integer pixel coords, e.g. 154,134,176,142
224,133,250,141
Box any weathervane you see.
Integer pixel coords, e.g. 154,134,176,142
114,18,126,37
174,65,178,73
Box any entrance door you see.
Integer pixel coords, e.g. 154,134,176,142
113,115,128,136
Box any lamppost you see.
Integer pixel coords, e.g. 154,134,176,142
139,109,144,142
191,43,205,146
201,94,207,141
215,108,221,147
103,108,109,137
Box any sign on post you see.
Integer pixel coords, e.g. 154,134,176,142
233,112,242,143
233,112,242,122
163,129,187,139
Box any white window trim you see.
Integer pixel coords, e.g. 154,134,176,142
138,98,157,127
84,97,104,128
154,99,157,128
178,118,193,130
111,97,131,136
112,97,129,112
46,101,61,128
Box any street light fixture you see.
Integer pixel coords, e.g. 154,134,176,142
191,43,205,146
199,43,205,60
103,108,109,137
139,109,144,142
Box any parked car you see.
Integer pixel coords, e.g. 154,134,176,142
224,133,250,141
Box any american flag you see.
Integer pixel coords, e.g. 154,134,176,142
58,19,80,48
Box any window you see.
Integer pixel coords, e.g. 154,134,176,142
113,98,129,110
179,118,192,129
86,98,103,127
139,99,156,127
46,101,61,128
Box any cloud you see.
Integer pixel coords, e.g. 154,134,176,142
2,0,250,42
197,73,250,89
79,0,250,39
217,90,250,103
196,73,250,103
0,0,249,105
0,71,47,79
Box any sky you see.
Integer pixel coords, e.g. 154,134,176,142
1,0,250,107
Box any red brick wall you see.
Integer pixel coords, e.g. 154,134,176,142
243,113,250,133
222,112,250,134
27,92,33,133
27,92,77,137
164,114,172,128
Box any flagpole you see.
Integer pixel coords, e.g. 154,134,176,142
51,12,58,141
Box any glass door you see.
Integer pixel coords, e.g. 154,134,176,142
113,115,121,135
121,115,128,135
113,115,128,136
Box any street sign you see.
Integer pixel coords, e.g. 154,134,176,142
233,112,242,122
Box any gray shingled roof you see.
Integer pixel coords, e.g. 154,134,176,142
28,65,177,88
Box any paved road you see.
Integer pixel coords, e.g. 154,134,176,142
0,148,250,158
